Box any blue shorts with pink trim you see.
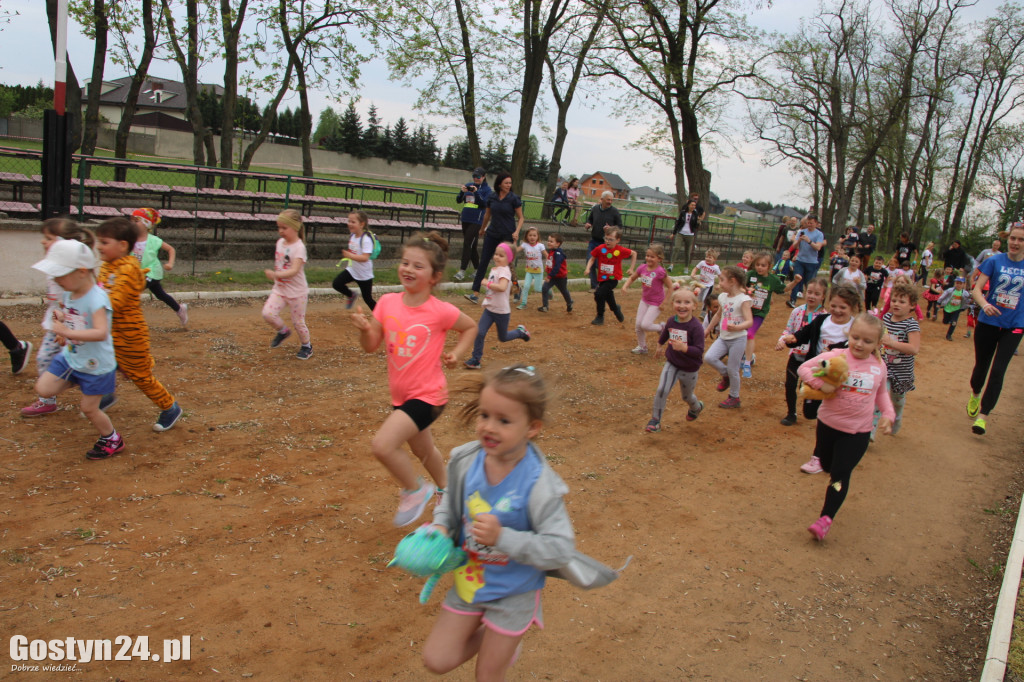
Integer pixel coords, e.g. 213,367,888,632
442,588,543,636
746,315,765,340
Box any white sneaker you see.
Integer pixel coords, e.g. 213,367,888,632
176,303,189,326
453,270,465,281
394,480,436,527
800,455,823,474
631,346,647,354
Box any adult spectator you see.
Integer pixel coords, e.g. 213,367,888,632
857,224,878,268
965,222,1024,436
787,214,826,307
976,239,1002,264
465,172,524,303
584,191,622,289
670,199,701,271
550,180,570,224
772,220,790,263
894,232,918,265
943,239,969,274
454,168,492,282
841,226,859,252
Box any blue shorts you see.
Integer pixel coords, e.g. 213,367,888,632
46,354,117,396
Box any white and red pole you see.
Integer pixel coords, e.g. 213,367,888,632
54,0,68,115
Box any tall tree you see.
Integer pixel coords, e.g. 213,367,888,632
70,0,108,157
216,0,251,188
110,0,161,180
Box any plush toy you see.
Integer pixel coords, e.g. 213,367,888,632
388,525,467,604
798,354,849,401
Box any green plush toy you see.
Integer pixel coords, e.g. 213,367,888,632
388,525,467,604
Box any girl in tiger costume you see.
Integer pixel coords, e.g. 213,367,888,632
95,218,183,432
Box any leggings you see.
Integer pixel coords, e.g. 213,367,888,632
332,270,376,310
815,420,871,520
970,321,1024,416
635,300,663,349
520,272,544,306
865,287,881,311
705,335,745,398
262,292,311,344
925,299,939,318
0,321,19,351
146,279,180,312
472,233,513,294
943,309,962,336
469,309,528,364
651,363,699,421
872,379,907,432
542,278,573,308
37,330,62,377
671,234,695,270
459,222,481,271
594,279,620,316
784,353,816,418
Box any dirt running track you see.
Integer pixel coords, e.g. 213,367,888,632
1,290,1022,680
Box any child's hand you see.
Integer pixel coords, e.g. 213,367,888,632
818,383,838,395
52,309,65,325
622,281,630,291
775,338,787,351
264,269,277,281
669,339,688,353
350,304,371,331
52,320,70,337
583,268,590,277
342,249,354,258
164,262,174,272
877,417,893,435
441,351,459,368
782,334,796,345
471,513,502,546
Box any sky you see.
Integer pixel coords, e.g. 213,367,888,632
0,0,1005,205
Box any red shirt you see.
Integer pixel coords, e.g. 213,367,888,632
590,244,633,282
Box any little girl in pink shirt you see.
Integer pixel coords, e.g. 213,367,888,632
623,244,673,354
798,313,895,541
350,232,477,527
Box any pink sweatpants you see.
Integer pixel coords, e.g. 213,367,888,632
262,292,310,344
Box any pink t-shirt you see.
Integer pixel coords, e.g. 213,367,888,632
798,348,895,434
373,292,462,407
482,265,512,314
272,237,309,298
637,264,669,305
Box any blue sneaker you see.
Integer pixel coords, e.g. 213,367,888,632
153,402,183,432
741,362,752,379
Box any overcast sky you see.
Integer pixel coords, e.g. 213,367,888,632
0,0,1005,205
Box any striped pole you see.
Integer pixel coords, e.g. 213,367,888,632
54,0,68,115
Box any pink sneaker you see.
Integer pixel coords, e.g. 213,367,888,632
21,399,57,417
808,515,832,541
394,479,436,527
716,376,730,392
718,396,741,409
800,455,823,474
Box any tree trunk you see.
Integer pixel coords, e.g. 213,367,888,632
218,0,249,189
236,61,295,188
453,0,482,168
113,0,156,182
80,0,107,160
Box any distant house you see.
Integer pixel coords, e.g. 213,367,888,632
579,171,630,200
81,76,223,128
721,202,767,220
629,185,676,206
764,205,805,221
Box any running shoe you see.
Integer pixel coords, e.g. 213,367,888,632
966,394,981,418
808,515,832,541
297,345,314,360
394,480,436,527
270,328,291,348
153,402,183,432
464,359,481,370
537,306,549,313
453,270,465,281
800,455,823,474
716,376,730,392
719,396,741,409
176,303,189,326
10,340,32,374
741,362,752,379
86,433,125,460
972,417,987,435
591,316,604,326
645,419,661,433
567,302,574,313
613,306,625,323
517,325,531,342
686,401,704,422
780,414,797,427
464,293,479,304
631,346,648,354
345,293,358,310
21,399,57,417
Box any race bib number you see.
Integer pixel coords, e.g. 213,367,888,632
752,289,768,310
669,329,687,343
993,273,1023,309
842,370,875,394
545,255,553,270
600,263,614,274
640,274,654,287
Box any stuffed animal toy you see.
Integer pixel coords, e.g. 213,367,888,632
798,354,849,401
388,525,467,603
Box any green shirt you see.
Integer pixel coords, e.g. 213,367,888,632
133,235,165,280
745,271,786,318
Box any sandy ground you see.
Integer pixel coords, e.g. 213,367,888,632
1,289,1022,680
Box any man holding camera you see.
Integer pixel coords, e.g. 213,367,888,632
454,168,492,281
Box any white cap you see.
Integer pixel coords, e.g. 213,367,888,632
32,239,97,277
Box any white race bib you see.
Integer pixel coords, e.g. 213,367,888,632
600,263,614,274
669,328,687,343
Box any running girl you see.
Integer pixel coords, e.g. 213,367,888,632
350,232,477,526
923,269,944,321
876,282,921,436
646,287,706,432
263,209,313,360
742,252,802,377
799,313,895,541
332,210,376,311
465,242,531,370
705,266,753,409
623,244,673,354
515,227,546,310
775,276,828,427
965,222,1024,435
130,208,188,326
690,249,721,310
832,255,866,299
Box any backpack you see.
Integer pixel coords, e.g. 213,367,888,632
363,231,382,260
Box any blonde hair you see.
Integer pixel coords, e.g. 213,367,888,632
277,209,305,241
647,244,665,261
42,218,95,248
604,225,622,239
460,364,548,424
403,231,449,281
751,252,772,269
523,226,540,242
850,313,885,362
705,248,719,259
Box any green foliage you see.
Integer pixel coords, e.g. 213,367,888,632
313,107,342,147
0,82,54,118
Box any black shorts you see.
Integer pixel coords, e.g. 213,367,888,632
395,399,445,431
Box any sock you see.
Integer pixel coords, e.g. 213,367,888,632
41,396,56,405
102,430,120,442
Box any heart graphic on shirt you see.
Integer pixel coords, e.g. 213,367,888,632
383,317,431,371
